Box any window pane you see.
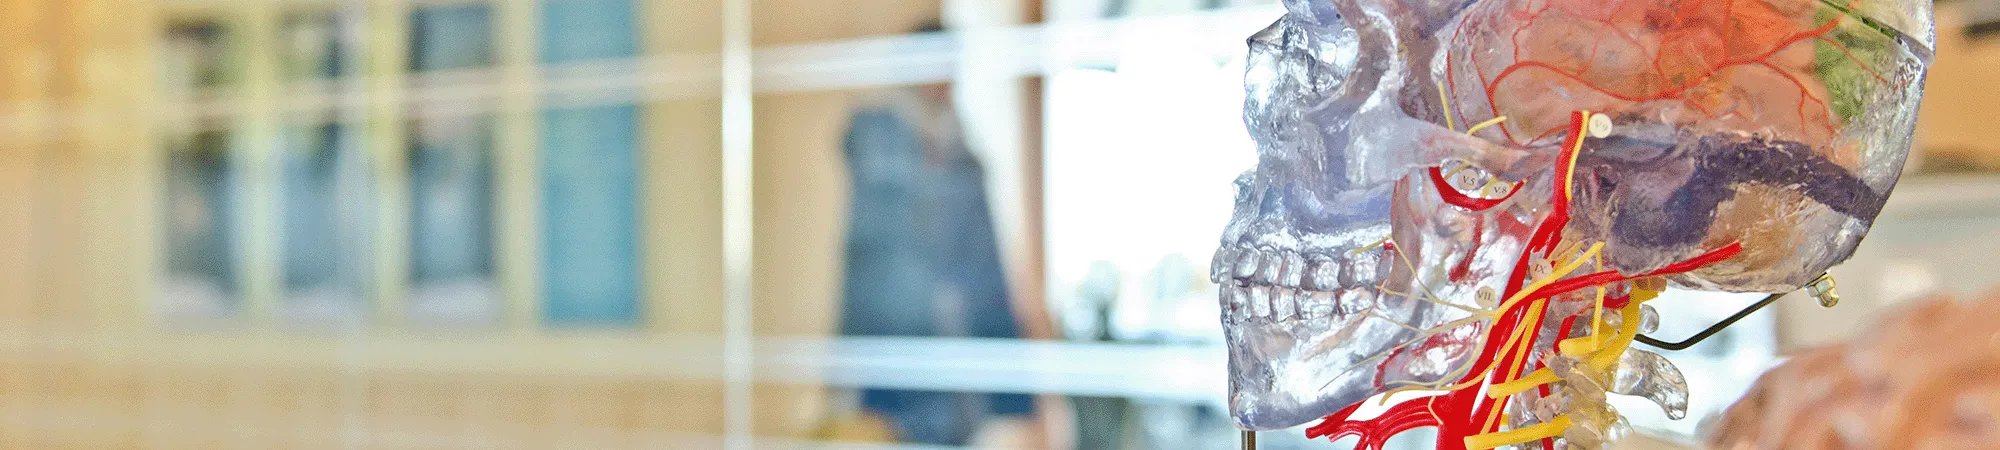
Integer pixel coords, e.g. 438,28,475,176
540,105,642,326
160,20,238,89
160,130,239,320
537,1,641,326
406,116,498,326
406,3,498,327
157,17,243,322
541,0,637,63
279,11,350,80
409,4,494,71
280,124,372,327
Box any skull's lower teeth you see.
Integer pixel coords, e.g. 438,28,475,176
1249,287,1274,319
1304,291,1336,318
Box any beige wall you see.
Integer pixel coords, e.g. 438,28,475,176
0,0,52,328
1917,3,2000,167
752,89,858,339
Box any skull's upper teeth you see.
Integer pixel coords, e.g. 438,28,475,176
1276,251,1306,288
1211,248,1238,283
1256,253,1283,285
1343,251,1386,287
1213,246,1386,324
1307,256,1340,291
1233,251,1262,281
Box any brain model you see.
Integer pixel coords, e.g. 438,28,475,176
1711,292,2000,449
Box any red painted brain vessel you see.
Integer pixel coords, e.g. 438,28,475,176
1213,0,1931,448
1450,0,1851,148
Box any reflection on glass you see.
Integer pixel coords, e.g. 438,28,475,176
279,11,348,80
160,131,239,320
538,0,641,326
281,124,372,326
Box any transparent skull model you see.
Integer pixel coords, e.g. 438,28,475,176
1213,0,1932,446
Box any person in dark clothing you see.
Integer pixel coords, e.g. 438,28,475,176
837,77,1038,445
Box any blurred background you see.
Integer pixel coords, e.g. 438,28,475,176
0,0,1997,448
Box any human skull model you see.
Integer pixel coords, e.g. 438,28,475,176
1213,0,1933,445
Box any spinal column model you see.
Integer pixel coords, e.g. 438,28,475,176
1211,0,1933,448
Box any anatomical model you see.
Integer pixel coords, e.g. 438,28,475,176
1709,292,2000,449
1212,0,1933,448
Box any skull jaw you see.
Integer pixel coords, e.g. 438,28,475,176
1224,312,1418,430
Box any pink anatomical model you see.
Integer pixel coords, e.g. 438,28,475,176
1711,292,2000,449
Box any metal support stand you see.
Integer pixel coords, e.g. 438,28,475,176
1242,430,1256,450
1635,272,1837,351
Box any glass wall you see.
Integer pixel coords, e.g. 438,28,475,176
0,0,1997,448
